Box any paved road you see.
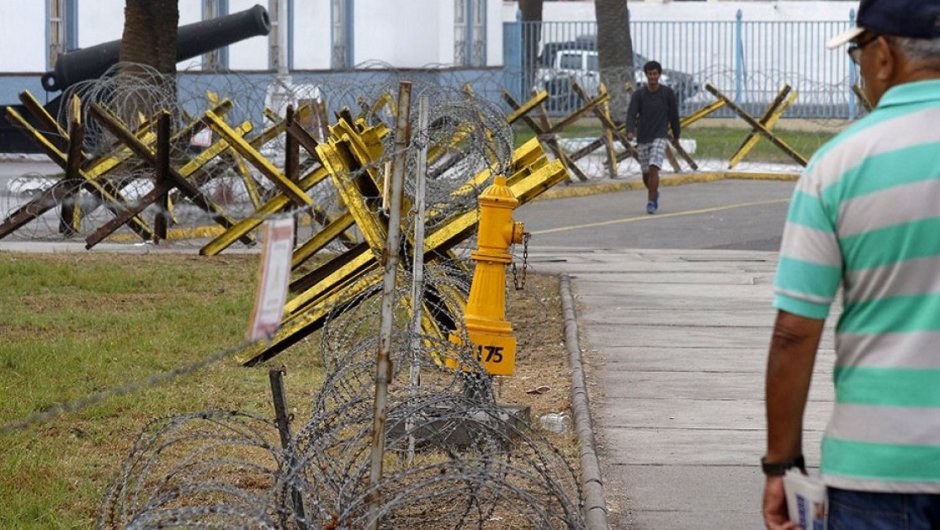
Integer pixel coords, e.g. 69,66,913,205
517,179,795,252
519,180,837,529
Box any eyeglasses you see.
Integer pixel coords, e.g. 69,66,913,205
848,33,880,65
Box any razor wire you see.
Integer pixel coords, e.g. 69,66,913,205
97,392,584,529
96,271,585,529
0,62,862,244
0,338,258,436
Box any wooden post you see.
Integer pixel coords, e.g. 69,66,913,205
268,368,308,530
153,111,171,242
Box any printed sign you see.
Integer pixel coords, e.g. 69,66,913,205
247,217,294,341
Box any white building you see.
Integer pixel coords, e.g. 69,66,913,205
0,1,858,76
0,0,504,74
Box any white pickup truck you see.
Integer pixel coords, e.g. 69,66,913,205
533,42,698,113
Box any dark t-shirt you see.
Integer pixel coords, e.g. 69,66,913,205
625,84,680,144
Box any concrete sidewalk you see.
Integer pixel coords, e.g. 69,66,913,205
533,247,836,529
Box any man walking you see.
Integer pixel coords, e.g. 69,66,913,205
625,60,681,214
762,0,940,528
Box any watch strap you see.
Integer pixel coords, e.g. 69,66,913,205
761,455,806,476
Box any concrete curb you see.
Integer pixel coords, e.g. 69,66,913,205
0,153,52,163
539,170,799,201
560,274,609,530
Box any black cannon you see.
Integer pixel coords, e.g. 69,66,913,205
41,4,271,92
1,4,271,153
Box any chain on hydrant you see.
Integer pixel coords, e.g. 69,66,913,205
511,232,530,290
447,175,526,376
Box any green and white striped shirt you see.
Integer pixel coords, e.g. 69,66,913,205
774,79,940,492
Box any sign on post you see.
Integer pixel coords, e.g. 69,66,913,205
248,217,295,341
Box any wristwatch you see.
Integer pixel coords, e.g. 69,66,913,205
761,455,805,476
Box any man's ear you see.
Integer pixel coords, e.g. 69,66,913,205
872,37,897,82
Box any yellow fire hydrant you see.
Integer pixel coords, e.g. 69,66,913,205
447,175,525,376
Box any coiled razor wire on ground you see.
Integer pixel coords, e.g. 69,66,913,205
87,115,582,526
98,392,584,528
97,277,585,529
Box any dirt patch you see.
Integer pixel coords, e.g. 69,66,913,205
501,273,573,423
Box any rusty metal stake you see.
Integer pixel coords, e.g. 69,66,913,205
269,367,308,530
407,95,430,464
367,81,412,530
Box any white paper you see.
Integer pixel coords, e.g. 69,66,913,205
190,128,213,148
784,469,827,530
247,217,294,341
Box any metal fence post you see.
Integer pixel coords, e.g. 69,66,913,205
407,94,429,464
269,368,308,530
503,10,524,102
847,8,857,120
734,9,744,107
367,80,412,530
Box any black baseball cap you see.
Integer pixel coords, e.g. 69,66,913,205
828,0,940,48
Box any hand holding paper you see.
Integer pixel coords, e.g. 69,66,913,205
783,469,827,530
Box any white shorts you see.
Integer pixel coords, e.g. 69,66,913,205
637,138,669,173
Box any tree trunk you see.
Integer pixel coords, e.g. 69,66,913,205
119,0,179,125
594,0,633,123
519,0,543,96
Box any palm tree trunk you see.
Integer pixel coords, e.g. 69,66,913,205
594,0,633,123
519,0,543,97
119,0,179,125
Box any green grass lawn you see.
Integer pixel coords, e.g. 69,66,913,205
0,252,324,528
513,121,837,165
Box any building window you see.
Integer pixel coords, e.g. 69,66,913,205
454,0,467,66
47,0,77,69
203,0,229,70
454,0,486,67
470,0,486,66
331,0,353,69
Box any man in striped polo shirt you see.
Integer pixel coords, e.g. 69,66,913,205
762,0,940,527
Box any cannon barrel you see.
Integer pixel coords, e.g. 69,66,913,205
40,4,271,92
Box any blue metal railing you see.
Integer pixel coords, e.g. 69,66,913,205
505,12,858,119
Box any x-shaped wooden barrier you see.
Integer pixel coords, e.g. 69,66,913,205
199,113,380,259
0,91,207,242
85,103,258,248
705,83,807,167
569,81,629,178
236,133,566,365
501,89,604,182
727,84,798,169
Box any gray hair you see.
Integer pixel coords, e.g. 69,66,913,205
891,36,940,63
